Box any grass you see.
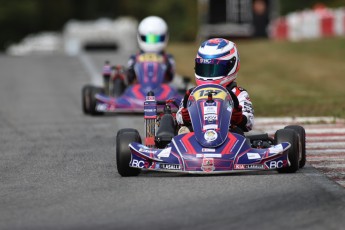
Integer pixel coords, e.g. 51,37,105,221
167,37,345,118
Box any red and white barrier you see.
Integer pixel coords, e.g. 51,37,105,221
269,7,345,41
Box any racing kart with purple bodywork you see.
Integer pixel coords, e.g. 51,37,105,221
116,84,306,176
82,53,184,115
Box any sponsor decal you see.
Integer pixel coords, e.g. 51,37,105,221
246,164,264,169
199,59,212,64
234,164,245,169
234,164,264,170
204,130,218,142
131,159,145,168
201,148,216,152
145,96,155,101
157,147,171,158
269,144,284,154
267,160,284,169
204,114,217,122
247,152,261,160
158,163,181,170
204,106,217,114
144,108,156,112
196,153,222,158
96,103,107,111
203,124,218,130
201,158,215,172
138,53,164,62
139,148,158,154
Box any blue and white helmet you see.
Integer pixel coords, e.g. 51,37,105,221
195,38,240,87
137,16,168,53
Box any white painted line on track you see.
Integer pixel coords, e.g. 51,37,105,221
307,136,345,141
254,117,343,124
78,52,103,86
307,142,345,148
307,149,345,154
312,164,345,169
260,128,345,135
305,128,345,134
308,157,345,161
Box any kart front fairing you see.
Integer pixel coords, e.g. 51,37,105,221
95,83,178,112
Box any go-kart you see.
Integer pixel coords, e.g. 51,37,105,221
116,84,306,176
82,53,183,115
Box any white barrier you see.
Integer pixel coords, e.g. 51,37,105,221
269,7,345,41
6,17,138,56
63,17,137,55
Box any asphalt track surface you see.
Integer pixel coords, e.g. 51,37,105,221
1,53,345,230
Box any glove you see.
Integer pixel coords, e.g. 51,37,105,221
231,105,243,125
181,108,191,123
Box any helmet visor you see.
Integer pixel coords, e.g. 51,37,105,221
195,57,236,78
140,34,166,44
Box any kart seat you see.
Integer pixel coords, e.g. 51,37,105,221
245,133,274,148
155,114,176,148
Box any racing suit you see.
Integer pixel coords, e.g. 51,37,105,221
102,62,112,95
176,82,254,132
127,51,175,84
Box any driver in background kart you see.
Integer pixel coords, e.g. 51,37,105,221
176,38,254,134
126,16,175,84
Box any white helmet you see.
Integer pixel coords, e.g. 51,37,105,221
195,38,240,87
137,16,168,53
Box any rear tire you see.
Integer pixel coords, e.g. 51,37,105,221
275,129,299,173
89,86,104,116
284,125,306,168
116,128,142,177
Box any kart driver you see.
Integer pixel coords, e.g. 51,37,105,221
126,16,175,84
176,38,254,134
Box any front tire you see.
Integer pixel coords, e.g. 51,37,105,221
275,129,299,173
89,86,104,116
284,125,306,168
82,85,92,114
116,128,142,177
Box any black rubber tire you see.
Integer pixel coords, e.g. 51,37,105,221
89,86,104,116
116,128,142,177
284,125,306,168
275,129,299,173
112,78,126,97
82,85,93,114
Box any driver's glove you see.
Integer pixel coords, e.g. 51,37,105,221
231,105,243,125
181,108,191,123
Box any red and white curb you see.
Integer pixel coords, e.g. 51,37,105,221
254,117,345,188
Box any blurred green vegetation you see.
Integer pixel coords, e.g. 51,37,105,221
168,38,345,118
0,0,343,51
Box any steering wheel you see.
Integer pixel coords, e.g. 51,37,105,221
228,90,240,109
183,89,240,109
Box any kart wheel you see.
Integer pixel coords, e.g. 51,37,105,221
284,125,306,168
112,78,126,97
116,128,142,177
275,129,299,173
82,85,92,114
89,86,104,116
